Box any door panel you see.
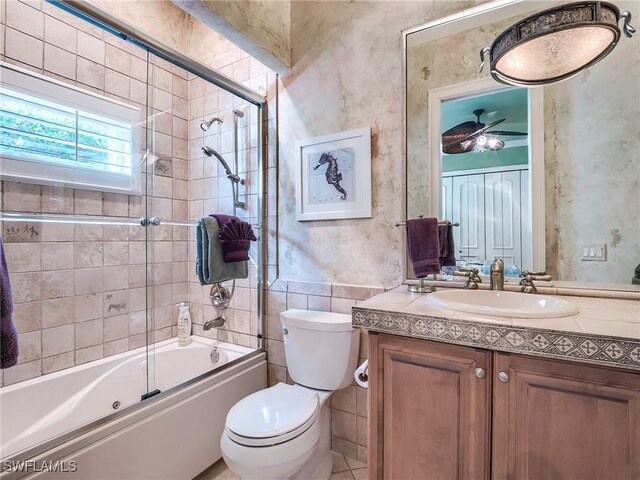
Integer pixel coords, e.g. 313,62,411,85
369,334,491,480
492,352,640,480
485,171,522,266
452,174,485,263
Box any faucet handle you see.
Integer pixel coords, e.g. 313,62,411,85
453,268,481,289
522,270,551,281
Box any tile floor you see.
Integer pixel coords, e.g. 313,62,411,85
194,452,368,480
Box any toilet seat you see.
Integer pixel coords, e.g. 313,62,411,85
225,383,321,447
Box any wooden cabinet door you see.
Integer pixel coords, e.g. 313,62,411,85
492,352,640,479
369,333,491,480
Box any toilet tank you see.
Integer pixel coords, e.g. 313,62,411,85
280,309,360,391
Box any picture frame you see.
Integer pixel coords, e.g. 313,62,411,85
295,127,372,221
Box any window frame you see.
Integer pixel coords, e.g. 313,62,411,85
0,62,144,195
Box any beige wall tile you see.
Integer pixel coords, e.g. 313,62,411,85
3,182,41,212
73,191,103,215
104,290,129,317
77,30,105,64
104,314,129,342
103,266,129,291
41,186,73,214
13,301,42,333
74,294,102,322
76,57,105,90
75,344,103,365
42,324,74,357
44,15,76,53
331,297,356,315
10,272,42,303
74,243,103,268
17,330,41,363
44,43,75,79
41,297,75,328
266,339,286,367
74,267,104,295
332,385,357,415
42,240,74,269
42,269,74,299
3,359,41,385
42,351,74,374
4,243,41,272
103,242,129,266
75,318,103,349
6,0,43,39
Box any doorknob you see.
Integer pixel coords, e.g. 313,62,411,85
497,371,510,383
474,367,486,379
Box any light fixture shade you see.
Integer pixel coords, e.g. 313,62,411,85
480,2,635,86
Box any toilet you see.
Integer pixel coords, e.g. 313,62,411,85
220,309,360,479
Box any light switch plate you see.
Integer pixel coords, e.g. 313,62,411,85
581,243,607,262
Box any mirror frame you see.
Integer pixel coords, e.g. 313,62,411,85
427,76,545,272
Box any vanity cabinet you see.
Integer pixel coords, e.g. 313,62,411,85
368,334,491,479
368,333,640,480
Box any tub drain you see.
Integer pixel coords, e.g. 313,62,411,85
112,401,121,410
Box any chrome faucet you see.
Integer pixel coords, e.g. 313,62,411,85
489,259,504,291
203,316,225,330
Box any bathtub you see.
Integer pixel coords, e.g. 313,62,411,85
0,337,266,480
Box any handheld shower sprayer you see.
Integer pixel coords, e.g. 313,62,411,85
200,117,223,132
201,146,241,183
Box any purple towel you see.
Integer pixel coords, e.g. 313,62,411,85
1,237,18,369
406,218,441,278
438,224,456,267
209,214,257,263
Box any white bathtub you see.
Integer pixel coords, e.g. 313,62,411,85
0,337,266,479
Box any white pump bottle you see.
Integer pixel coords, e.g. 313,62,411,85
176,302,192,347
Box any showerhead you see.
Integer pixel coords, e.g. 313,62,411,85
201,146,241,183
232,109,244,118
200,117,223,131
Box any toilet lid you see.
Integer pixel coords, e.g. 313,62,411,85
226,383,319,440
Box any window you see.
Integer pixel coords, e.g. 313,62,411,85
0,62,143,194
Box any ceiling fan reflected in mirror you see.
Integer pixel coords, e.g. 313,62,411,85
441,108,527,154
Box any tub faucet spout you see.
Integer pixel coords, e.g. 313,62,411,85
204,316,225,330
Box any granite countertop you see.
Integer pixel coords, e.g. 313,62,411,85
352,286,640,371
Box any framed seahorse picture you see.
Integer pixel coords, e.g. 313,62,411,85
295,127,372,221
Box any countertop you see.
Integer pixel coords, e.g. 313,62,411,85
352,286,640,371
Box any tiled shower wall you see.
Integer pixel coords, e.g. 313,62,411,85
186,65,265,349
0,1,191,385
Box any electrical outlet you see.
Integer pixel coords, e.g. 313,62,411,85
581,243,607,262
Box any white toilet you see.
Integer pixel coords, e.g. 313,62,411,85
220,309,360,479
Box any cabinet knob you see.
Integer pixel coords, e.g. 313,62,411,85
474,367,486,379
497,371,510,383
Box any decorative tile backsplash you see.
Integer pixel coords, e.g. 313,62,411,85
352,307,640,371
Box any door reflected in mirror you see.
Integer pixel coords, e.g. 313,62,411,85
442,88,529,277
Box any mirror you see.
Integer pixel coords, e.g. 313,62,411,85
405,0,639,290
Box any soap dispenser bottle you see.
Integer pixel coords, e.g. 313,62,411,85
176,302,192,347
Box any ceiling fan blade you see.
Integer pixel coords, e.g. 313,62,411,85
489,130,528,136
461,118,506,141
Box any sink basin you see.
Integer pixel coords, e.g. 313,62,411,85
426,290,579,319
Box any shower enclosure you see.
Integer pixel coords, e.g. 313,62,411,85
0,0,265,471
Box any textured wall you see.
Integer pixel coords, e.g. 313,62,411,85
199,0,291,69
276,1,486,288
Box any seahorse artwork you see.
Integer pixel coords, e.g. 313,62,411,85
313,152,347,200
